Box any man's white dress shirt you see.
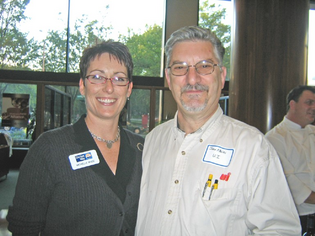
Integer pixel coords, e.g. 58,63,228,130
136,107,300,236
266,116,315,216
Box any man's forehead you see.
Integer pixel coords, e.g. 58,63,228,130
297,90,315,103
171,41,216,63
173,40,214,52
301,90,315,98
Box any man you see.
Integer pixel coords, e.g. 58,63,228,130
266,85,315,233
135,26,300,235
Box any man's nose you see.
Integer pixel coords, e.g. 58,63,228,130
186,66,201,85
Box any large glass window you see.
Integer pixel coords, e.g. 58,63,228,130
1,0,164,77
125,88,175,137
198,0,232,81
0,83,36,146
126,89,150,136
308,7,315,85
44,86,72,131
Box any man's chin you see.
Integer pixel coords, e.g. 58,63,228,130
181,102,206,112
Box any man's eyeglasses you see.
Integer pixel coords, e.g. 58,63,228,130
167,60,221,76
86,75,130,86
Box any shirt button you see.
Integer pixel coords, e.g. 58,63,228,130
168,210,172,214
125,229,129,233
174,180,179,184
181,151,186,155
119,212,124,216
200,139,203,142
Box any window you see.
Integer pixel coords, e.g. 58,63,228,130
44,86,72,131
0,83,36,146
198,0,232,81
0,0,165,144
125,87,175,137
1,0,164,77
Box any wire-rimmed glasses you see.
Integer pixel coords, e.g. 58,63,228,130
86,74,130,86
167,60,221,76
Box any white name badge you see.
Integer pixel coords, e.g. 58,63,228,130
202,145,234,167
69,150,100,170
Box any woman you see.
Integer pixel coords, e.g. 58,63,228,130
7,40,144,236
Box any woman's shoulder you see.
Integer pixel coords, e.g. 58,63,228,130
123,128,144,142
123,128,144,153
36,124,75,145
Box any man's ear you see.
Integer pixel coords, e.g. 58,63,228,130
165,68,172,91
288,100,297,113
220,66,227,89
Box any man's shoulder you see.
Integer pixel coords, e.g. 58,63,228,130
265,122,289,151
306,124,315,132
265,121,287,139
145,119,174,140
150,119,173,132
221,115,264,136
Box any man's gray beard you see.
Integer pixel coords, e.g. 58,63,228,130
180,84,209,112
181,99,208,112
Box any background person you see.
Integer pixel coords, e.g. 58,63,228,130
7,40,144,236
135,26,301,236
266,85,315,234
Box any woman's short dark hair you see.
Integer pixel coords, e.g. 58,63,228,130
79,40,133,82
286,85,315,111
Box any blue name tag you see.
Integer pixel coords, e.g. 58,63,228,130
75,152,93,162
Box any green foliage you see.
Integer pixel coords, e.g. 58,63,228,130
68,18,113,73
34,17,113,73
42,30,68,72
119,25,163,120
199,1,231,80
0,0,39,70
0,0,230,76
0,0,231,127
121,24,163,77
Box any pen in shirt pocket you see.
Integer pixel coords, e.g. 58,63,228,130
202,174,213,197
208,179,219,200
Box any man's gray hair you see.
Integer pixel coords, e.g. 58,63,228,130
165,26,225,67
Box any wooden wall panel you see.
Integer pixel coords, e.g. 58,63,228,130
229,0,309,133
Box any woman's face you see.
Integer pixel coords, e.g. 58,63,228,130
79,53,133,122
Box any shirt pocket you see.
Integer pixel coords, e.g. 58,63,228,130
202,185,237,201
202,186,244,216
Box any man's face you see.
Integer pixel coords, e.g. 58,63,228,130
165,41,226,119
290,90,315,127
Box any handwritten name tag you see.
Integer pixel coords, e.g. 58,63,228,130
202,145,234,167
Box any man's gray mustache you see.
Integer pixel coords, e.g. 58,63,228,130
181,84,209,93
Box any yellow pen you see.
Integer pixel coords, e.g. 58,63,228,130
208,179,219,200
202,174,213,197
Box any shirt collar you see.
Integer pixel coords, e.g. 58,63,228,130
172,105,223,137
283,116,315,135
283,116,307,131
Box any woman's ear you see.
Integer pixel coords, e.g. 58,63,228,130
79,78,86,97
127,82,133,98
